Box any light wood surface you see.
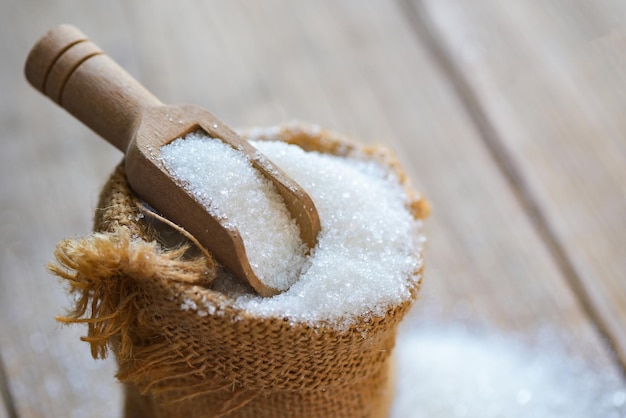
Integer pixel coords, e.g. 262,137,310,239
1,0,625,417
0,359,13,418
412,0,626,366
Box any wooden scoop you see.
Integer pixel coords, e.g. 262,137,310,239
25,24,320,297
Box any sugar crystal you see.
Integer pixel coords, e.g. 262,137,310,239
391,324,626,417
213,138,424,328
163,130,424,328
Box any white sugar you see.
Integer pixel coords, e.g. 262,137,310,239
391,324,626,417
211,139,424,327
163,131,423,327
160,132,307,291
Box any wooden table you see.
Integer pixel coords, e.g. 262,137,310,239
1,1,624,416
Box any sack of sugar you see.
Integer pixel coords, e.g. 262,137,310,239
50,123,428,418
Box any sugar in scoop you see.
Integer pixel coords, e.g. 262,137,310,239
161,132,308,292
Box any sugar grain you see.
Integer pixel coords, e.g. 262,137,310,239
162,131,424,328
392,324,626,417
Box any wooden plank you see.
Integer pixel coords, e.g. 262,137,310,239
0,357,14,418
413,0,626,367
0,397,11,418
0,2,129,417
1,0,624,417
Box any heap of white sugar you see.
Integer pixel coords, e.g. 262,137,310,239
160,132,307,291
391,324,626,417
213,138,422,327
162,131,424,328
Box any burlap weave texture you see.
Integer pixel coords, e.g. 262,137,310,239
50,124,428,418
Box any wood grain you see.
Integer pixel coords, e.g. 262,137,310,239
413,0,626,368
0,398,11,418
0,356,15,418
1,2,129,417
1,0,624,416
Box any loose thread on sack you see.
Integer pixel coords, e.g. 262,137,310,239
48,226,214,363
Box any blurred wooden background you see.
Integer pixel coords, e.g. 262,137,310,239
1,0,625,416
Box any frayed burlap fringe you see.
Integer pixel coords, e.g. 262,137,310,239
49,124,428,418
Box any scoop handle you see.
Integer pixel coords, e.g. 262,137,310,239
24,24,162,152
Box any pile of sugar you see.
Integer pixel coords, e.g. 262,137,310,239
216,139,423,326
160,132,307,291
391,324,626,417
162,132,424,327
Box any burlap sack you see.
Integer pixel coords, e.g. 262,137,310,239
50,124,429,418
